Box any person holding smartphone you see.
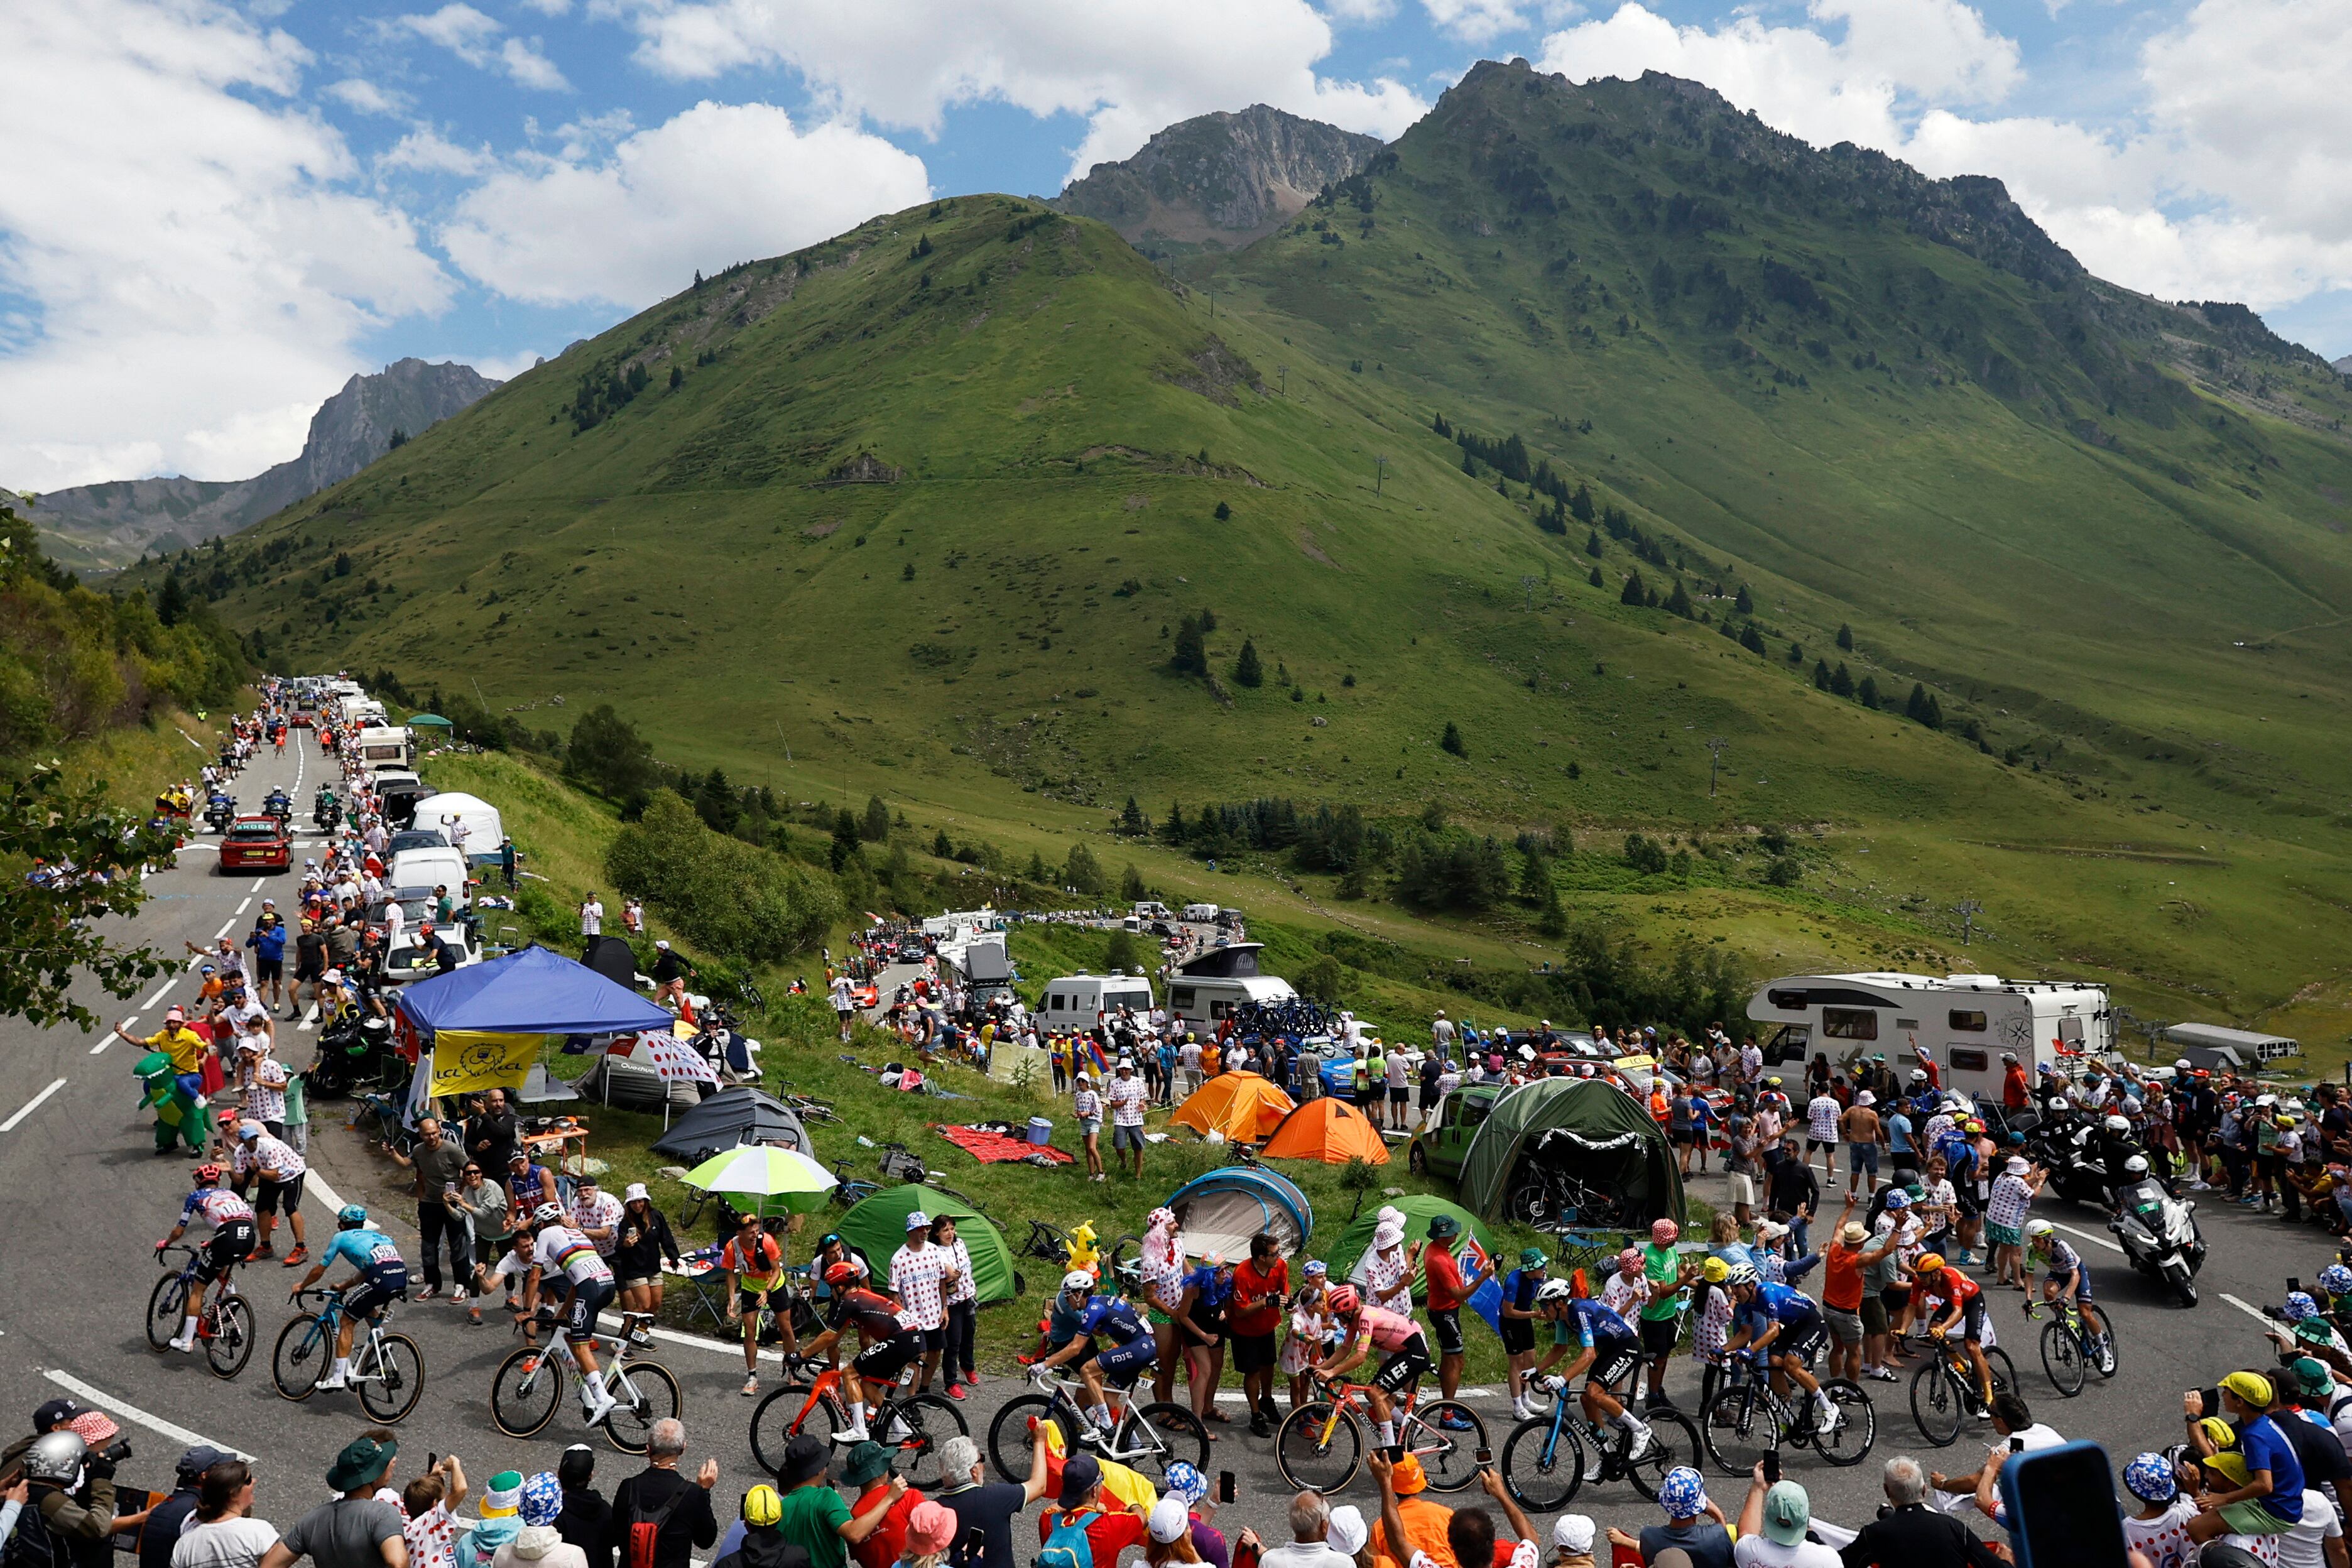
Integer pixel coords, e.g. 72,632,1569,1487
1731,1462,1838,1567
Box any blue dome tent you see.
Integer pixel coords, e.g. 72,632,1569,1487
1166,1166,1314,1259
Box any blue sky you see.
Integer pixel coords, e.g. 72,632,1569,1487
3,0,2346,491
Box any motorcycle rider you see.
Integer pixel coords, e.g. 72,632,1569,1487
2090,1114,2148,1202
4,1418,117,1568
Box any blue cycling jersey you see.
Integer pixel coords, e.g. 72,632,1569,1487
322,1227,405,1275
1077,1295,1150,1345
1738,1282,1821,1338
1565,1298,1637,1348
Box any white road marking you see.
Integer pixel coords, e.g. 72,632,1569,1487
213,920,234,939
2046,1219,2125,1255
250,878,264,892
302,1165,349,1216
234,898,251,915
2221,1292,2284,1332
43,1371,251,1462
91,1022,131,1055
142,981,177,1010
1,1079,68,1132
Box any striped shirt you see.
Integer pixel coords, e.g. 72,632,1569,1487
532,1225,614,1285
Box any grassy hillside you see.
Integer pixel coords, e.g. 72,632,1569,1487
146,82,2352,1057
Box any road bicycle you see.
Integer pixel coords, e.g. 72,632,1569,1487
1697,1354,1876,1474
1906,1333,2018,1446
147,1244,256,1380
2025,1298,2117,1397
272,1287,424,1422
1503,1166,1636,1231
1499,1373,1700,1508
489,1310,683,1454
1274,1376,1487,1496
775,1084,835,1123
988,1368,1208,1490
749,1355,965,1484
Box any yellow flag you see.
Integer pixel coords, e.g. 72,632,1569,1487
429,1031,547,1097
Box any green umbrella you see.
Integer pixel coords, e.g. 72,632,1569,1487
682,1143,836,1215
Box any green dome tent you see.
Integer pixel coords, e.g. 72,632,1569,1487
1457,1079,1685,1229
1328,1195,1493,1291
836,1184,1016,1305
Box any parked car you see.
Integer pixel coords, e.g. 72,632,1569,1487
378,923,480,985
219,815,291,874
1406,1084,1503,1180
386,827,452,855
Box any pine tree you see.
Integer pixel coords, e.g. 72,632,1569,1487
1831,662,1856,697
1813,658,1832,690
1119,796,1148,836
1120,863,1148,901
1588,565,1604,587
668,365,683,389
1172,616,1207,675
1906,683,1931,723
1665,579,1695,618
1025,849,1049,883
1735,583,1755,614
933,828,954,858
1740,623,1768,655
1213,500,1232,521
1461,448,1477,476
1569,483,1595,523
1432,411,1451,436
1836,623,1854,651
1621,570,1648,606
1858,674,1881,708
1160,802,1187,845
1586,529,1603,558
1234,638,1265,687
1518,850,1551,902
1535,876,1567,936
1925,693,1944,729
1787,641,1804,663
1440,721,1467,758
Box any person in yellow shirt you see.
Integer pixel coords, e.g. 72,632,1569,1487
114,1007,212,1095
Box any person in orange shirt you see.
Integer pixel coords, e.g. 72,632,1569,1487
1366,1451,1540,1568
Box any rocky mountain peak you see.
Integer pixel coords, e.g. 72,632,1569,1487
1054,104,1384,251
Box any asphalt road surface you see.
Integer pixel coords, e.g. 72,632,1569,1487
0,727,2334,1549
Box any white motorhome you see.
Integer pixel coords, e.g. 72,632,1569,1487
1162,942,1297,1037
355,725,415,773
1745,972,2114,1106
1182,903,1221,922
1040,971,1153,1029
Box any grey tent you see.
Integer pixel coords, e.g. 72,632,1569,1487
582,935,641,991
651,1087,814,1162
573,1051,699,1112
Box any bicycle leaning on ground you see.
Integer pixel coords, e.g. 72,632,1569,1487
489,1308,683,1454
988,1367,1208,1491
1274,1374,1487,1496
147,1244,256,1380
271,1287,424,1422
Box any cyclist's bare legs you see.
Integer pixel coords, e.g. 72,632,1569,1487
1964,1342,1992,1403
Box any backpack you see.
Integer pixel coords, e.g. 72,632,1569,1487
623,1482,685,1568
1037,1510,1101,1568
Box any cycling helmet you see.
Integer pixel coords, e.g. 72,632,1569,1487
824,1260,861,1287
336,1204,368,1229
1914,1253,1947,1276
1723,1263,1760,1289
2321,1265,2352,1297
532,1202,564,1225
192,1163,222,1184
21,1432,86,1485
1534,1278,1576,1304
2024,1219,2054,1241
2123,1155,2149,1175
2284,1292,2321,1322
2104,1115,2129,1135
1062,1270,1096,1295
1325,1285,1361,1315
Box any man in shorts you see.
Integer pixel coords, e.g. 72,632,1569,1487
1841,1091,1883,1197
1421,1216,1474,1418
1028,1273,1160,1446
1635,1219,1689,1410
1315,1287,1433,1462
803,1261,923,1446
155,1163,256,1353
1527,1278,1655,1479
1229,1232,1290,1435
1106,1059,1148,1179
1723,1110,1760,1229
1724,1266,1841,1435
1500,1248,1548,1419
289,1204,410,1392
1910,1254,1994,1408
235,1120,310,1265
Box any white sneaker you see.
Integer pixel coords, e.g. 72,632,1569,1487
315,1372,347,1390
585,1390,617,1427
830,1429,869,1447
1511,1401,1533,1421
450,1289,467,1304
168,1336,193,1353
1623,1425,1653,1462
1813,1401,1843,1435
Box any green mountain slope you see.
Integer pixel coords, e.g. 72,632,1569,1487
158,85,2352,1041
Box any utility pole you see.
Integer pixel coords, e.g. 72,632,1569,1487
1375,454,1388,497
1278,364,1288,396
1706,736,1728,797
1954,898,1981,946
1520,575,1537,611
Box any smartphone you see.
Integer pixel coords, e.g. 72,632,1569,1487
1217,1470,1237,1505
2000,1440,2128,1568
2010,1437,2026,1454
1474,1447,1493,1467
2291,1277,2303,1296
1761,1451,1780,1484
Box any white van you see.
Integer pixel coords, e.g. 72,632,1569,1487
386,846,471,905
356,726,414,772
1162,942,1297,1035
1745,971,2115,1106
1040,971,1153,1029
1182,903,1220,922
1132,901,1172,921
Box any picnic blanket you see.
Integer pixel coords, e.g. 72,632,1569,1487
935,1123,1074,1166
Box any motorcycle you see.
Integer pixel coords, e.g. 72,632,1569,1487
307,1011,397,1098
2108,1175,2206,1307
312,788,339,831
202,793,236,834
263,790,293,825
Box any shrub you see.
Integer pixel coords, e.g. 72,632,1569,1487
606,792,840,961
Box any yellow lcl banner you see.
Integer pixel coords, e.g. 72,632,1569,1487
428,1030,549,1097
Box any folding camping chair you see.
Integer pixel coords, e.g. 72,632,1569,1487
667,1240,731,1334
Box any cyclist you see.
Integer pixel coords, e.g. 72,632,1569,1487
1311,1283,1433,1462
1028,1271,1160,1447
1524,1277,1653,1473
1908,1253,1995,1408
517,1203,619,1427
1721,1263,1840,1434
2023,1219,2110,1358
154,1164,257,1353
799,1260,922,1447
289,1204,409,1391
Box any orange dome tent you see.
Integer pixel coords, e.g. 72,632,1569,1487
1260,1096,1391,1165
1170,1071,1296,1143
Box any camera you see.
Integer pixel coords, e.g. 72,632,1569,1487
100,1440,131,1465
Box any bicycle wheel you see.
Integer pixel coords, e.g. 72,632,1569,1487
1985,1346,2018,1397
604,1361,680,1455
1627,1408,1702,1501
883,1394,967,1489
205,1295,256,1380
1274,1402,1363,1495
2040,1320,2086,1397
1500,1415,1586,1512
1121,1405,1210,1485
1811,1381,1876,1468
491,1346,565,1437
986,1395,1074,1484
1699,1384,1778,1477
146,1272,189,1352
357,1333,425,1424
1408,1401,1487,1493
272,1314,329,1401
750,1386,824,1478
1908,1361,1964,1447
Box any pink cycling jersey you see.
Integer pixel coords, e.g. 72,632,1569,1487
1353,1304,1423,1351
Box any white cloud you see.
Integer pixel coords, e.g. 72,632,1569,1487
438,100,933,308
1321,0,1399,21
611,0,1425,182
1422,0,1528,45
325,77,405,114
398,3,571,89
379,127,495,176
0,0,451,490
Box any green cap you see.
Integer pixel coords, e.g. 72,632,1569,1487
2296,1317,2337,1344
1760,1482,1810,1547
1429,1216,1459,1239
2294,1357,2336,1398
1520,1247,1549,1268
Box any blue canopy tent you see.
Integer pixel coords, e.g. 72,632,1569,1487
396,945,678,1114
1167,1167,1314,1260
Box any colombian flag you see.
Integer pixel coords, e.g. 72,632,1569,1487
1080,1035,1111,1077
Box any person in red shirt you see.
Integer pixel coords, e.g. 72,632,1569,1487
2002,1054,2030,1112
1421,1216,1477,1410
1038,1452,1148,1566
1228,1233,1290,1437
842,1441,923,1568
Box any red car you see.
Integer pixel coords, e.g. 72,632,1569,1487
219,815,291,874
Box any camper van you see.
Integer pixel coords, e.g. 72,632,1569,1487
1040,971,1153,1028
1182,903,1221,923
355,726,415,773
1163,942,1297,1036
1745,972,2115,1106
